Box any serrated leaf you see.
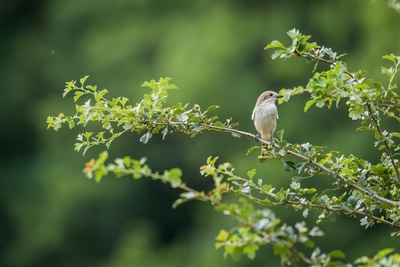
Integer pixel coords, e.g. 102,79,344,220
383,53,396,63
94,89,109,101
243,244,259,260
80,75,89,86
165,84,178,90
73,91,84,102
74,143,84,152
86,85,97,92
105,139,113,149
247,169,256,179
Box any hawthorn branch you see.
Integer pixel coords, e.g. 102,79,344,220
303,52,400,183
214,165,399,228
280,239,313,265
153,121,398,206
365,102,400,182
304,52,355,79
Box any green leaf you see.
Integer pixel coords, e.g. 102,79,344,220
381,67,394,78
94,89,109,101
140,131,152,144
354,256,369,264
173,194,195,209
283,161,296,172
276,129,284,141
304,99,316,112
304,188,317,194
161,127,169,140
271,49,291,60
73,91,84,102
215,229,229,241
247,169,256,179
246,146,260,155
374,130,380,140
169,168,182,188
206,105,219,112
265,40,285,50
66,117,75,129
327,250,346,259
383,54,396,63
316,99,326,108
287,28,300,39
74,143,83,152
349,105,364,120
290,181,300,189
80,75,89,86
86,85,97,92
377,248,395,259
243,244,259,260
273,243,289,255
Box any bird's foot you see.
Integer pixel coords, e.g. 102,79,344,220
270,141,275,147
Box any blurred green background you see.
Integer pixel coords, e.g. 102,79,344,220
1,0,399,266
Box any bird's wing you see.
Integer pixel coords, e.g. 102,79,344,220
251,107,256,121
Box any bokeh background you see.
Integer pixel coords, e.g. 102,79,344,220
1,0,400,266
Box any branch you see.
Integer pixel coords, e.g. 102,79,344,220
215,165,399,228
366,102,400,182
304,52,400,183
153,121,398,206
280,239,313,265
304,52,356,79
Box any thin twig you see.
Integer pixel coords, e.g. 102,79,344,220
365,102,400,182
281,239,313,265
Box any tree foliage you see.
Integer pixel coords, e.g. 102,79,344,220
47,29,400,266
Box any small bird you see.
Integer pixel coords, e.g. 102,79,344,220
252,91,283,150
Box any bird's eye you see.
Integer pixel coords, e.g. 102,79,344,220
269,93,273,97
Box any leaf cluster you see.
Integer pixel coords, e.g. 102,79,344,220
47,76,228,155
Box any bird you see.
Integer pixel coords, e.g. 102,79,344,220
252,91,283,153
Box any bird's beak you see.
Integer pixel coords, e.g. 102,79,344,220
276,94,283,99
